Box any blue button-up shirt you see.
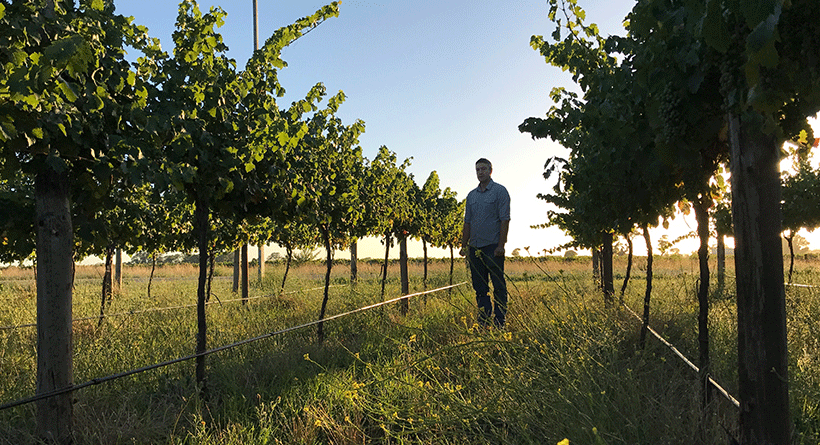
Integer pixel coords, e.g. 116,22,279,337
464,179,511,248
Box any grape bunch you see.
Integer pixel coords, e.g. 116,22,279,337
657,84,685,145
718,55,743,113
718,20,749,113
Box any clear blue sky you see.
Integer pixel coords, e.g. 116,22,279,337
115,0,639,258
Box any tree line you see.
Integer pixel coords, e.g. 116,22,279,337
519,0,820,442
0,1,465,442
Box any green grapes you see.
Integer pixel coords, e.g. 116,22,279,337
657,84,685,145
718,56,743,113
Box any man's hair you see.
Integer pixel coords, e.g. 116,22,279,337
476,158,492,169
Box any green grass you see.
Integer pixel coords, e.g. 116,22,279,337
0,255,818,444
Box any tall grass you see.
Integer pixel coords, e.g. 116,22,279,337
0,255,817,444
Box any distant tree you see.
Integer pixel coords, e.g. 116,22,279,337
418,171,443,291
431,189,464,288
657,235,675,256
781,161,820,282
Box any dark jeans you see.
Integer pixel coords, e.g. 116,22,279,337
467,244,507,327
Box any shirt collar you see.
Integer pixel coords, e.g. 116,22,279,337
477,179,494,192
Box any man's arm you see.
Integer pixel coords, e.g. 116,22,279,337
459,222,471,256
494,220,510,257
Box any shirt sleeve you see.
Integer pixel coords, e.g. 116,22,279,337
498,187,511,221
464,191,473,223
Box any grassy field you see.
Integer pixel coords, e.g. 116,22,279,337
0,254,818,444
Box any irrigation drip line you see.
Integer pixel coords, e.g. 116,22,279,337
785,282,819,288
727,274,819,289
0,322,35,331
0,276,234,283
0,282,468,412
0,284,341,331
620,302,740,409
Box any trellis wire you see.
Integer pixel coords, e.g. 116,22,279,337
620,301,740,408
0,282,468,411
0,284,342,331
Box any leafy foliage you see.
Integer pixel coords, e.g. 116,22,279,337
523,1,820,440
520,0,679,252
782,161,820,237
0,0,156,261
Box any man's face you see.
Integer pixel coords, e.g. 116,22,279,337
475,162,491,182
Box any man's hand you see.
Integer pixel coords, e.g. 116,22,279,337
494,245,505,257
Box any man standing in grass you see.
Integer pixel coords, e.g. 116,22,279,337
460,158,511,328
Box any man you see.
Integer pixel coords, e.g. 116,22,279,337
460,158,511,328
